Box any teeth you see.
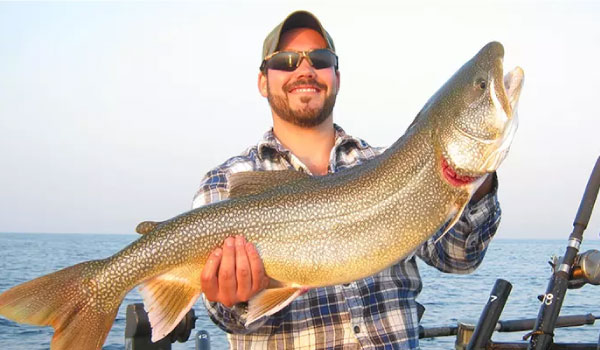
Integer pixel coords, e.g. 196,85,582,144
293,88,317,93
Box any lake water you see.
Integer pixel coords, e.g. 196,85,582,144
0,233,599,349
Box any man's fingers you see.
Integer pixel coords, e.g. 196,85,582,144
246,241,269,293
218,236,237,306
201,248,222,300
234,235,252,301
205,237,266,306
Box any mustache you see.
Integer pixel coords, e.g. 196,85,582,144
283,78,327,92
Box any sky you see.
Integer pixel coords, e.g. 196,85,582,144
0,0,599,240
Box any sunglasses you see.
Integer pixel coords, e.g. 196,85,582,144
260,48,339,72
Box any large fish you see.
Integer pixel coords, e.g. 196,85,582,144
0,41,523,350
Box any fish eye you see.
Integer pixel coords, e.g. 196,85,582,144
476,78,487,90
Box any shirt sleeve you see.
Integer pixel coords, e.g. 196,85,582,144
416,174,501,273
192,168,230,209
192,166,271,334
202,298,270,334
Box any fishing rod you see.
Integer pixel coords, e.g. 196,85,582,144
527,156,600,350
417,156,600,349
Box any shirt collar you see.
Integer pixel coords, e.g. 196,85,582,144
256,123,367,160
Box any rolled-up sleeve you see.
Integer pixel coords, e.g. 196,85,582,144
417,175,501,274
203,299,270,334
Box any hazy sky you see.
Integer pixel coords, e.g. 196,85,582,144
1,1,599,240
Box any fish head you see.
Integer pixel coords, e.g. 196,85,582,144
431,41,524,186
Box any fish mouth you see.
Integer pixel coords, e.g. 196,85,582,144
479,66,524,172
502,66,524,116
486,42,523,118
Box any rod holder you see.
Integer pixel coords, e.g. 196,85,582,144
466,279,512,350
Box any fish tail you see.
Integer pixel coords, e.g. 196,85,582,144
0,260,121,350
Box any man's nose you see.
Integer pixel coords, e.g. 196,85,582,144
294,56,316,78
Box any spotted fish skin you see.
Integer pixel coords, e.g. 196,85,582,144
0,41,524,349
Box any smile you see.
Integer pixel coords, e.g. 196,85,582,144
289,86,320,93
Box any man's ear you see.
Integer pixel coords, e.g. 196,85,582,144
335,70,341,92
258,71,268,97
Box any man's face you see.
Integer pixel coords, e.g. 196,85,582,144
259,28,340,127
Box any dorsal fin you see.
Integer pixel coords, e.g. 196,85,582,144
228,170,311,198
136,221,161,235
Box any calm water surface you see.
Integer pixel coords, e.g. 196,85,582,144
0,233,599,349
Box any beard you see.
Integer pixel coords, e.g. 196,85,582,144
267,78,337,128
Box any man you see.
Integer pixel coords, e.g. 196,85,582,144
192,10,500,349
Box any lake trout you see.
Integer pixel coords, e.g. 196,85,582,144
0,41,524,350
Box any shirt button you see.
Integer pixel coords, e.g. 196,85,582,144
353,325,360,333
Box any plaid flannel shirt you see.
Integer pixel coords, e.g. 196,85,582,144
192,124,501,350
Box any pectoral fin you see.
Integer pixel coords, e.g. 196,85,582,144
435,192,470,243
245,286,309,326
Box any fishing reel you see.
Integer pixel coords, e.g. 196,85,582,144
550,249,600,289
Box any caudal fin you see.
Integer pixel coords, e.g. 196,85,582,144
0,260,121,350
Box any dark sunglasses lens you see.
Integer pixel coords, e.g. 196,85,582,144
308,49,337,69
266,52,300,71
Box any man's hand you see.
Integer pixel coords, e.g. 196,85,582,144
201,235,270,307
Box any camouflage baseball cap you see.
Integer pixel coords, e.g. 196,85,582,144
261,10,336,62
